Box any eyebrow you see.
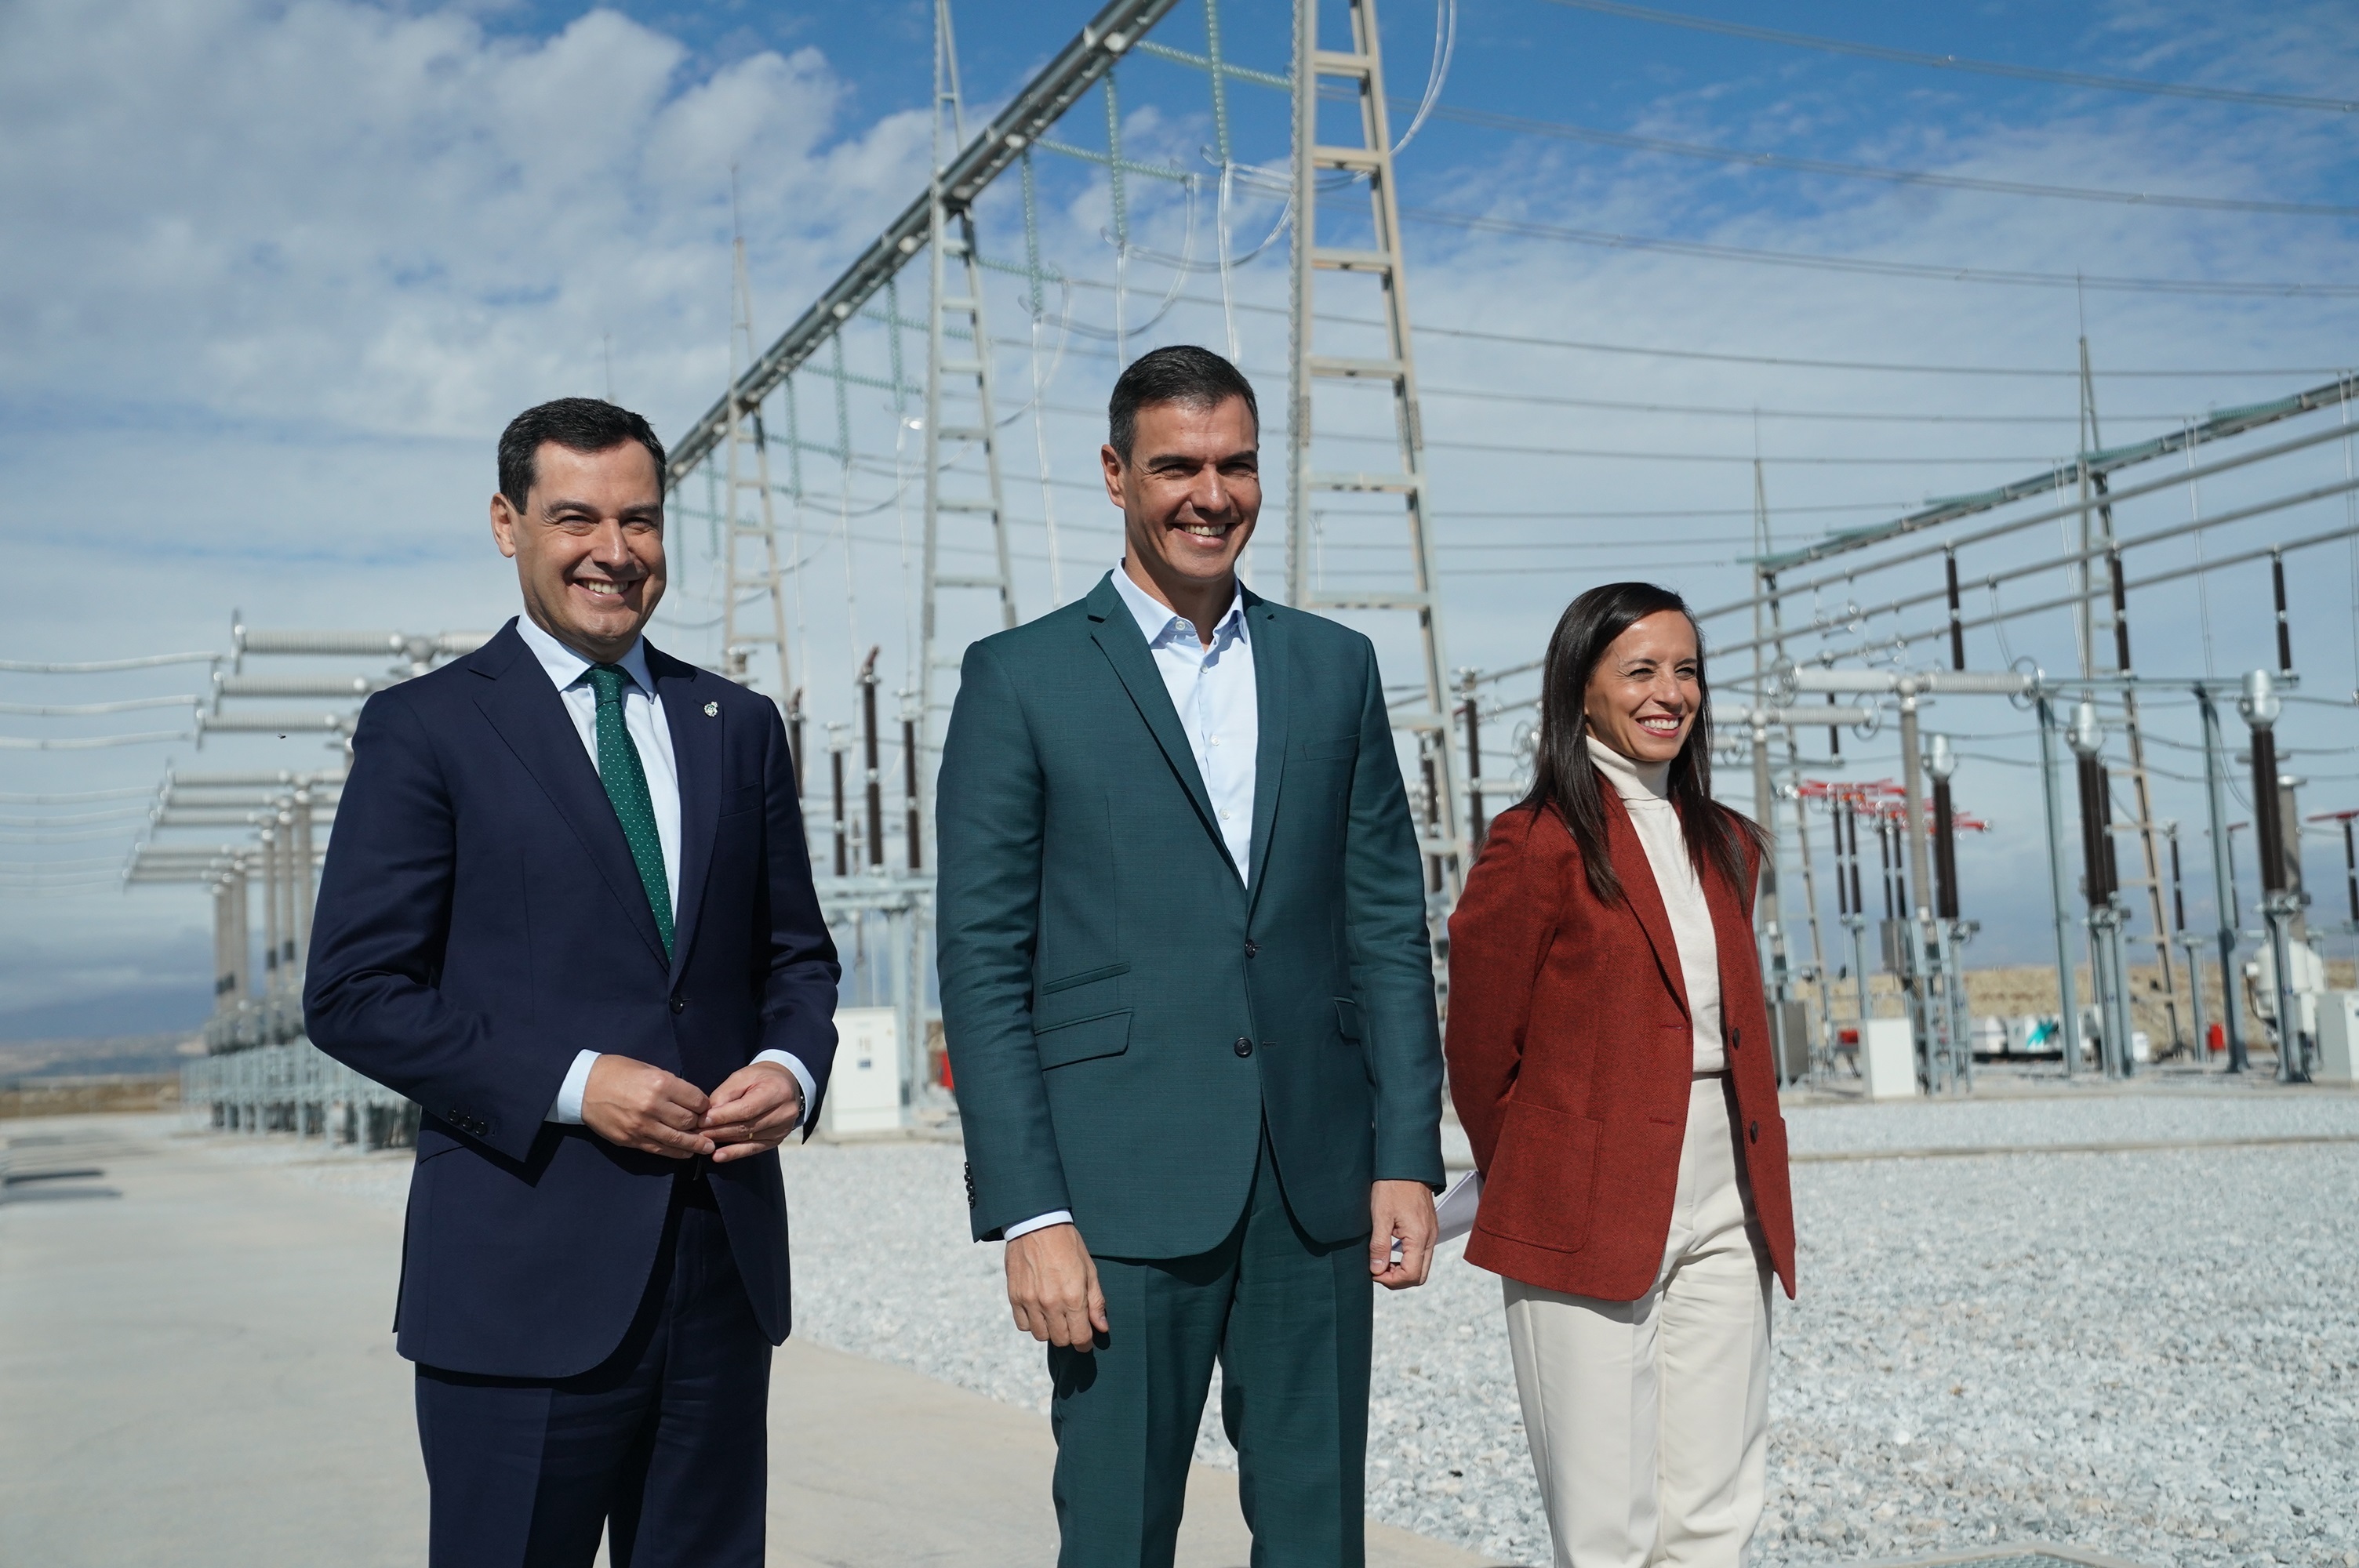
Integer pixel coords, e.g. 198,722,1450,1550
540,497,662,518
1143,448,1259,466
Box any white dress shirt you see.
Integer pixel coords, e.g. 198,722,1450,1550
1002,568,1260,1244
511,615,816,1129
1587,735,1725,1074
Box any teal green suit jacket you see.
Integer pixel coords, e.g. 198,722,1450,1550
936,572,1445,1259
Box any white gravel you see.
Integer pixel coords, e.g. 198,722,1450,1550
191,1088,2359,1567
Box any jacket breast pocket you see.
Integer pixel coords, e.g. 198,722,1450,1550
1297,735,1358,764
1034,1009,1132,1069
718,784,761,818
1479,1100,1603,1254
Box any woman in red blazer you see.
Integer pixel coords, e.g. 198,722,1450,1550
1446,582,1795,1567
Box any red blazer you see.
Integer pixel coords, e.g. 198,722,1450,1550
1445,793,1797,1302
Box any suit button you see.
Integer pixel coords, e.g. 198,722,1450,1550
1234,1037,1254,1058
1748,1120,1760,1144
1245,941,1259,958
671,996,688,1015
1730,1028,1741,1051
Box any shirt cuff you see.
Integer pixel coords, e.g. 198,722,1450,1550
1002,1210,1074,1242
548,1050,600,1124
754,1049,817,1132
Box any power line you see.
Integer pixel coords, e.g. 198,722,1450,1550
1387,432,2073,465
0,652,216,673
1536,0,2359,115
1430,503,1907,519
0,731,192,751
0,696,202,717
1421,102,2359,218
0,787,162,805
1398,203,2359,296
1422,383,2187,426
988,274,2342,379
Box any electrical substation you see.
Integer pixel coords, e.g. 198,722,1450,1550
9,0,2359,1142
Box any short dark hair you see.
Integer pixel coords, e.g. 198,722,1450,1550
497,397,667,510
1107,345,1258,462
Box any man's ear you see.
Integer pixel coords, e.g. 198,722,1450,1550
489,492,522,560
1100,444,1128,509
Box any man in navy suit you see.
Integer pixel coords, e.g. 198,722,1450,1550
304,397,839,1568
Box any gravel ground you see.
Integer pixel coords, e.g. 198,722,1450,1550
197,1087,2359,1567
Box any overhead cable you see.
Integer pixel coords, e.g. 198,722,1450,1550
0,730,193,750
0,786,162,805
1419,101,2359,218
1534,0,2359,114
0,652,217,673
1001,273,2336,378
1419,383,2186,426
0,695,201,717
1398,204,2359,296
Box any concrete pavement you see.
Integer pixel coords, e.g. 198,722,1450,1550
0,1115,1493,1567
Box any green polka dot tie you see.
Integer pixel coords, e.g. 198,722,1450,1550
587,664,674,960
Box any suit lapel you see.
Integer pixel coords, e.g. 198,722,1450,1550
470,622,669,971
1603,787,1692,1019
1084,575,1230,869
652,647,720,985
1243,593,1288,913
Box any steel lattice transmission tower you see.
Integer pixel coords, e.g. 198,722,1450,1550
1285,0,1463,899
916,0,1020,870
718,227,795,714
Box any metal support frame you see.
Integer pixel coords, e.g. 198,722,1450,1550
665,0,1184,487
2241,670,2311,1083
1287,0,1463,974
2197,688,2251,1072
718,233,796,714
916,0,1020,881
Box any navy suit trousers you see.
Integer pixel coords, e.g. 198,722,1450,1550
414,1173,770,1568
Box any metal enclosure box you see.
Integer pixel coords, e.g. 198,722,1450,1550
1773,999,1812,1080
2317,990,2359,1083
1860,1016,1919,1100
823,1007,904,1134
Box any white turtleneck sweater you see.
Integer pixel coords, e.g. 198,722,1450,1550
1587,735,1726,1074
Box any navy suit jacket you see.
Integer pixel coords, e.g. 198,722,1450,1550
304,619,839,1379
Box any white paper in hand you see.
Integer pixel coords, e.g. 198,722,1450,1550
1434,1169,1483,1246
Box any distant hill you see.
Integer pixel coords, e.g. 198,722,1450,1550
0,1033,204,1083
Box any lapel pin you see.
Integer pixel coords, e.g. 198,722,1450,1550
703,701,719,717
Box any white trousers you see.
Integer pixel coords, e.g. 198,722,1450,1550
1500,1074,1772,1568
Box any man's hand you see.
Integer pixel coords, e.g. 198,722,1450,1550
1005,1223,1108,1351
580,1055,714,1160
1369,1179,1438,1290
702,1061,805,1164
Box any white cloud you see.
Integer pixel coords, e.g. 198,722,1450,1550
0,0,929,439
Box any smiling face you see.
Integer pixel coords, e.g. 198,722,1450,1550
489,440,666,664
1581,609,1703,765
1103,394,1260,615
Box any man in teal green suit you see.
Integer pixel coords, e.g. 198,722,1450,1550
937,346,1445,1566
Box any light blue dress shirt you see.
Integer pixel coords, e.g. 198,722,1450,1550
1108,565,1259,883
1003,567,1259,1243
511,615,816,1131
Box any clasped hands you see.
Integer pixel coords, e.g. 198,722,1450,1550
580,1054,801,1163
1002,1179,1440,1352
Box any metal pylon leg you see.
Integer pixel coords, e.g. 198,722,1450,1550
720,234,794,716
1286,0,1463,921
916,0,1017,877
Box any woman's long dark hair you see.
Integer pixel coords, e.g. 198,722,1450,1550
1514,581,1767,906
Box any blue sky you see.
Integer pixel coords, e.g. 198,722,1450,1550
5,0,2356,1037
